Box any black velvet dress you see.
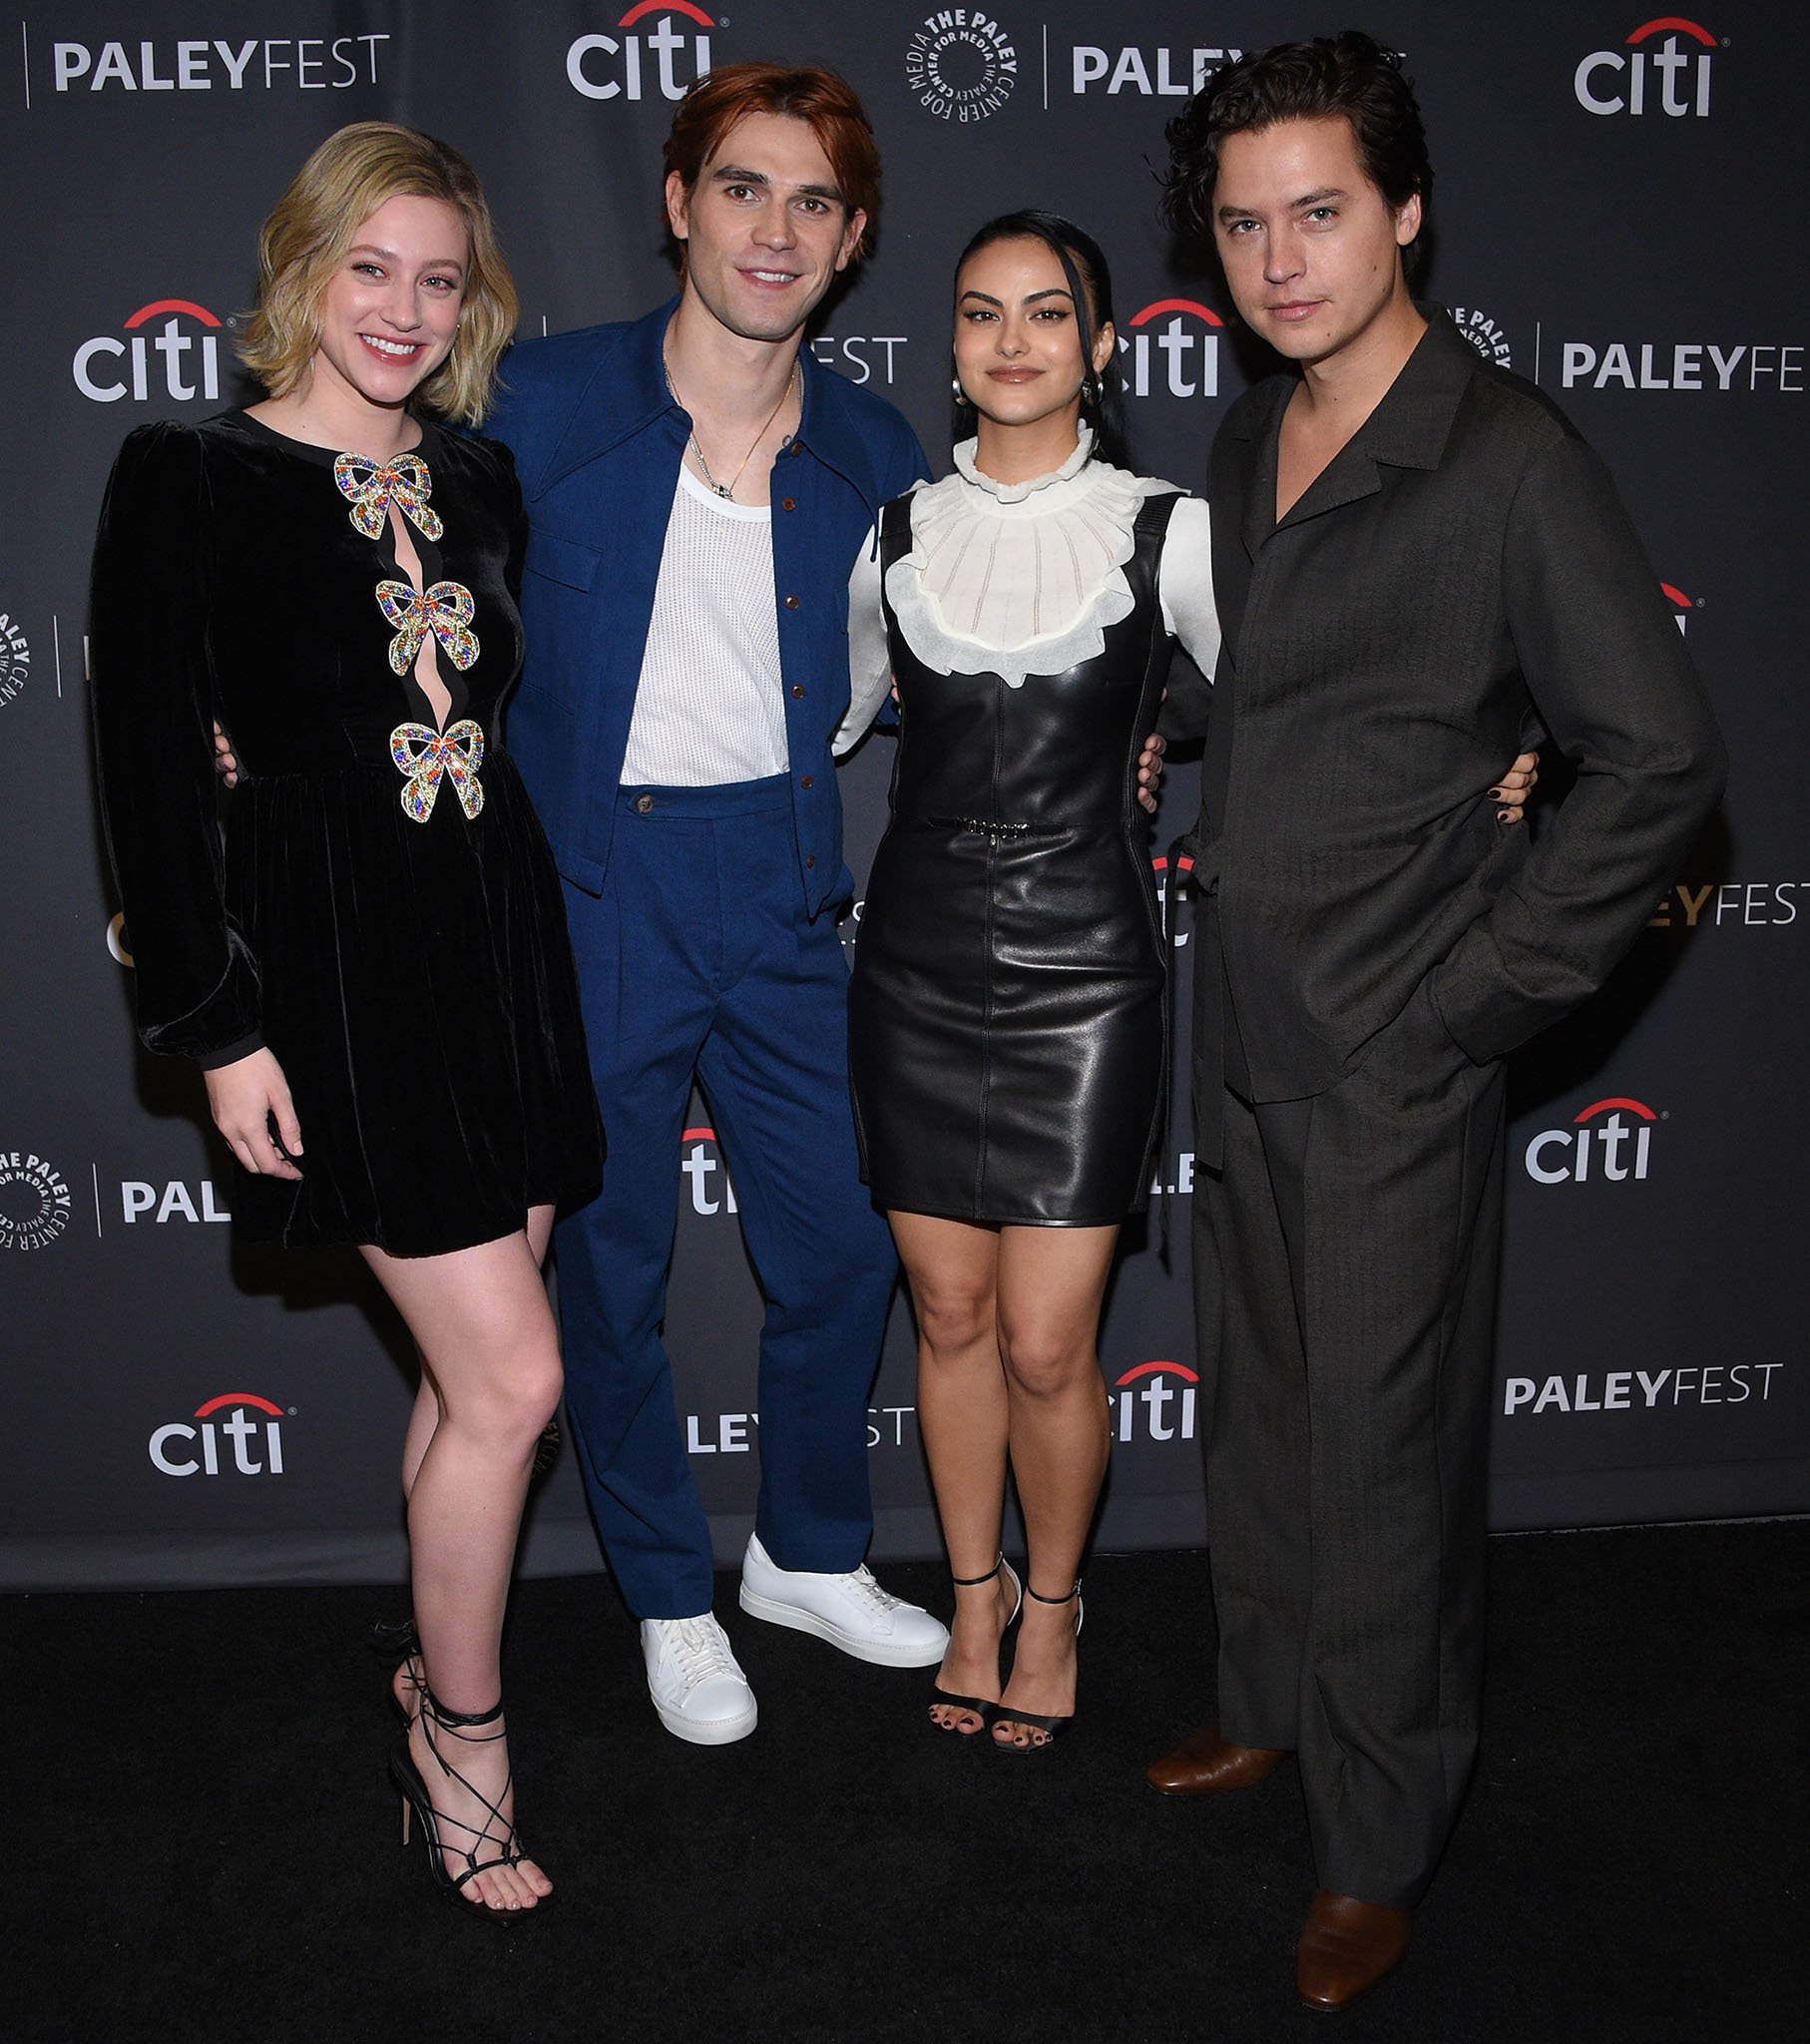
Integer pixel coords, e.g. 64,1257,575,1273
848,491,1177,1226
91,412,603,1255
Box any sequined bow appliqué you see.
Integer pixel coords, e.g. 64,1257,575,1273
335,451,445,541
390,720,485,823
375,579,479,675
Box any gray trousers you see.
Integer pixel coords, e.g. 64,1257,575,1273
1194,978,1507,1907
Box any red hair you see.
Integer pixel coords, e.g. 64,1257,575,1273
663,62,880,258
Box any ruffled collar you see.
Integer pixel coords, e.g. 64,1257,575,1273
952,425,1097,504
883,436,1177,687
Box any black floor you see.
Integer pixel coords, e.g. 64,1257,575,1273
13,1522,1807,2043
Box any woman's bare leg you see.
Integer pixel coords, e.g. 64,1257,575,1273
398,1208,555,1498
389,1209,557,1725
889,1211,1018,1734
991,1223,1119,1748
362,1206,561,1912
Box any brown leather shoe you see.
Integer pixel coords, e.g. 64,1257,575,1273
1144,1724,1289,1795
1294,1889,1411,2011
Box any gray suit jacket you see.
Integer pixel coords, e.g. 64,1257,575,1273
1174,312,1725,1137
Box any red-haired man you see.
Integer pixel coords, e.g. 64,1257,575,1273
488,67,948,1744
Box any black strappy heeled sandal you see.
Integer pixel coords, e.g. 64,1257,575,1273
930,1555,1023,1736
992,1578,1083,1756
371,1617,424,1728
390,1688,549,1924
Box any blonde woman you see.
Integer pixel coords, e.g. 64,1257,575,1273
91,124,601,1920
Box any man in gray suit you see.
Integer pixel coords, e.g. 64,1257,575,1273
1146,33,1725,2010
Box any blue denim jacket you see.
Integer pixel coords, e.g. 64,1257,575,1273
487,298,928,918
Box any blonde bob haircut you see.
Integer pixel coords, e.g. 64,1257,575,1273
237,122,518,427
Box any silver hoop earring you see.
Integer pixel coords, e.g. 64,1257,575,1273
951,375,965,399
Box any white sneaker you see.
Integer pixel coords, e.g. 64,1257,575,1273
640,1615,758,1745
738,1534,951,1667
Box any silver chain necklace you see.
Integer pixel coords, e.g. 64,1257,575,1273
662,352,799,501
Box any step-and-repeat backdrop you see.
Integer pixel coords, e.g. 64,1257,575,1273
2,2,1803,1588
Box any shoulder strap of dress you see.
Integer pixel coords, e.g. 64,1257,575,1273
1132,488,1183,541
878,492,915,575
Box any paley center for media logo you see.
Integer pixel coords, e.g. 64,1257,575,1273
1448,304,1513,370
568,2,715,102
1523,1095,1662,1186
149,1392,289,1477
0,605,32,709
39,31,389,96
74,298,225,405
1575,16,1720,118
0,1149,73,1252
906,9,1018,123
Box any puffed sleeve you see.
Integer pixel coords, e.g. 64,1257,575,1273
832,523,891,757
91,422,262,1065
1156,494,1221,698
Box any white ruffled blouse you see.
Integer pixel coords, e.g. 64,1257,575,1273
836,428,1220,753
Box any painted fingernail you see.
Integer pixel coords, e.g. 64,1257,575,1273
1488,788,1503,801
1497,809,1513,824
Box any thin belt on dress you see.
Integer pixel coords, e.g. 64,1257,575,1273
928,814,1035,847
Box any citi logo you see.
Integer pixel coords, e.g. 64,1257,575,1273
74,299,223,404
568,3,713,102
1524,1096,1660,1186
1152,848,1196,951
680,1124,738,1217
1072,44,1242,96
1112,1360,1198,1442
1576,18,1717,118
1119,299,1222,399
149,1393,287,1478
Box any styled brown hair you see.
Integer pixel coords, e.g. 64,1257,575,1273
1162,32,1433,247
237,121,519,426
662,62,881,258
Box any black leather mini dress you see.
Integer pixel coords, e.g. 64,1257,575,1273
848,490,1177,1226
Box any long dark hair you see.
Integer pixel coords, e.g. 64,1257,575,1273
951,210,1133,471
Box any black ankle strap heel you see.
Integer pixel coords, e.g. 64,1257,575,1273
931,1555,1024,1738
993,1578,1083,1758
390,1687,548,1925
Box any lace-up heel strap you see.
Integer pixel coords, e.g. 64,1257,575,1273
421,1690,506,1732
369,1616,422,1659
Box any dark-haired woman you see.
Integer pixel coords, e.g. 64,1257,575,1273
91,124,601,1915
838,213,1534,1754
